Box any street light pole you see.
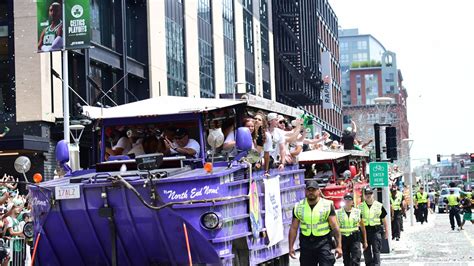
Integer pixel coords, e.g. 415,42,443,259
402,139,415,226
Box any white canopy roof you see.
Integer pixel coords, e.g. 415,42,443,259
82,96,245,119
298,150,351,163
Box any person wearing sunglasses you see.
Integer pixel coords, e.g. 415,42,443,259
164,128,200,158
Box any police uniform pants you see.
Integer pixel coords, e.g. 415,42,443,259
391,210,402,239
418,203,428,223
299,236,335,266
342,232,361,266
414,207,420,222
449,206,462,229
363,227,382,266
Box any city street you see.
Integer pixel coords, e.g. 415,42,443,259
290,211,474,265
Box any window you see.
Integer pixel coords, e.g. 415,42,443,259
166,0,186,96
343,115,352,124
356,75,362,105
340,42,348,51
90,0,116,49
198,0,214,98
340,54,348,63
243,2,255,94
260,0,271,99
243,11,253,53
126,1,147,62
365,74,378,104
357,40,367,50
0,2,7,20
386,72,394,82
0,1,14,119
223,0,236,94
89,64,121,107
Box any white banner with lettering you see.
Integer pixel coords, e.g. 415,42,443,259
264,176,284,247
321,51,333,109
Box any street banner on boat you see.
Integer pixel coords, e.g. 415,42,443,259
249,180,262,239
264,176,284,246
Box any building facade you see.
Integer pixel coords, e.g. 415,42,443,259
338,28,409,160
148,0,277,100
342,65,409,161
272,0,342,136
2,0,281,180
339,28,386,106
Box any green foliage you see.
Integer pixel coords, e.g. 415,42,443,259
350,60,382,69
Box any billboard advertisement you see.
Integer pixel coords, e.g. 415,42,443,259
37,0,90,53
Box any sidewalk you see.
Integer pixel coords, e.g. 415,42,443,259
334,215,418,265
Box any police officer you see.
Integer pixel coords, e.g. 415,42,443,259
444,190,462,231
336,193,368,266
360,187,389,266
414,187,429,224
289,180,342,265
390,186,405,241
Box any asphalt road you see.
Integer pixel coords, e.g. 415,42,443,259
290,211,474,265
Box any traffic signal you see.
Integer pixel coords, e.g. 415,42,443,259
385,126,397,160
460,160,465,168
470,153,474,163
437,154,441,162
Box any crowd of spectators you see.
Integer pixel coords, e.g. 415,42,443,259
0,174,32,266
218,112,372,177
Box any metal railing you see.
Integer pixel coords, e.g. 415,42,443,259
6,237,30,266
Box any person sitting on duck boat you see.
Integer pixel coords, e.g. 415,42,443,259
164,128,200,159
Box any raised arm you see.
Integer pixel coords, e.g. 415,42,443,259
351,120,357,133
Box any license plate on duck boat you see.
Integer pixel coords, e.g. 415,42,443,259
55,184,81,200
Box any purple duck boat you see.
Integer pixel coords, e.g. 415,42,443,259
28,96,306,266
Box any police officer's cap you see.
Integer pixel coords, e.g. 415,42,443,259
364,186,374,194
305,180,319,189
343,193,353,200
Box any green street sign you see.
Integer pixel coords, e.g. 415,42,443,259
369,162,389,187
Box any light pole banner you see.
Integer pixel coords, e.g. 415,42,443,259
321,51,333,109
37,0,64,52
64,0,91,49
37,0,91,53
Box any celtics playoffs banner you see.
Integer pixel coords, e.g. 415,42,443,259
37,0,90,53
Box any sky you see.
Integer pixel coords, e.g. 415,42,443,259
328,0,474,164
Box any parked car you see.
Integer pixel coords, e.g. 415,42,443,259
438,187,462,213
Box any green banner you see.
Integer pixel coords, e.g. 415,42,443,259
37,0,64,52
64,0,91,49
37,0,90,53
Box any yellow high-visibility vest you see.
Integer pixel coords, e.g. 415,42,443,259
390,191,403,211
336,208,361,236
294,198,332,237
359,201,383,226
415,192,428,204
447,194,459,206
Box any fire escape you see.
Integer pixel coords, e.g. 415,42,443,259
273,0,323,107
